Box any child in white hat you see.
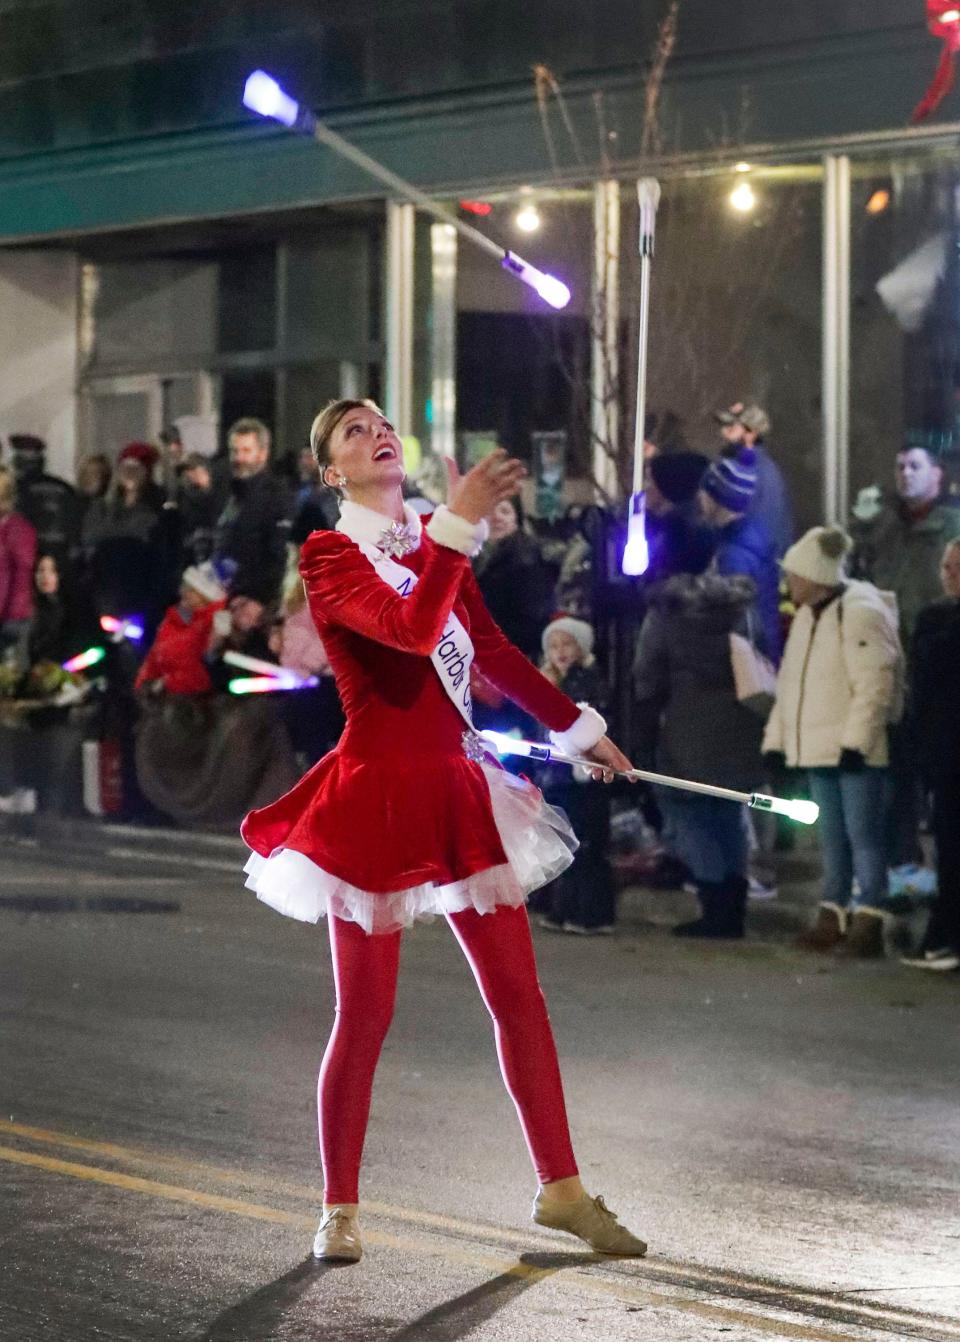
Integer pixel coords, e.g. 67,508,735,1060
536,615,616,935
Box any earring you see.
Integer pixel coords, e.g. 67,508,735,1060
337,474,348,487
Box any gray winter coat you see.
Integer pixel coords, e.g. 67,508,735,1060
632,573,764,794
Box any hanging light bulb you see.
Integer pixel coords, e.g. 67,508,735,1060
729,181,757,214
514,203,542,233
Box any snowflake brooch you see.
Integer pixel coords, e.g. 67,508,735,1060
377,521,418,558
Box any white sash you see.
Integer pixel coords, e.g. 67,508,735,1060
356,541,475,728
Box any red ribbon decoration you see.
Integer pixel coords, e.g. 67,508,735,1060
912,0,960,123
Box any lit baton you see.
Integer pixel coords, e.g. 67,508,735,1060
622,177,662,576
242,71,571,310
229,675,318,695
100,615,145,642
223,650,299,682
62,647,107,674
478,730,819,825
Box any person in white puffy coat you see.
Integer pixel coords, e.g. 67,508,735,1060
762,527,903,957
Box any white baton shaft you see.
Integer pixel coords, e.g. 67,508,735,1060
477,732,819,825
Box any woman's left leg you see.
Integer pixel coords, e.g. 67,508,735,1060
446,901,648,1255
446,902,578,1185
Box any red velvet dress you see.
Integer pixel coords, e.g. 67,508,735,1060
241,508,596,934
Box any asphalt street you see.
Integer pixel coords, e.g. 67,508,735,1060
1,830,958,1342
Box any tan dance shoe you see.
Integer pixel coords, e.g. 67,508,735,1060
312,1206,363,1262
532,1191,647,1256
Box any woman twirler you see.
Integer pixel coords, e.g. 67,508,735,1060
241,399,647,1264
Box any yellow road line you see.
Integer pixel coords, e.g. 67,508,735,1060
0,1118,532,1248
2,1116,954,1337
0,1139,943,1342
0,1145,304,1226
2,1120,956,1338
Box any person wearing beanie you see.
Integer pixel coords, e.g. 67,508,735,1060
715,401,795,558
9,433,79,568
644,452,715,582
762,526,904,958
117,441,161,474
134,562,227,697
698,446,782,663
534,615,616,935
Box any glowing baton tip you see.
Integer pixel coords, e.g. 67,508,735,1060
501,253,571,309
751,794,820,826
621,498,650,576
242,70,300,126
478,730,533,758
62,646,106,673
228,676,283,695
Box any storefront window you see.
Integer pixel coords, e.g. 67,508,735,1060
633,162,824,531
849,143,960,507
77,204,383,465
453,189,593,481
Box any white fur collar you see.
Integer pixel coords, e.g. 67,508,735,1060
336,500,423,553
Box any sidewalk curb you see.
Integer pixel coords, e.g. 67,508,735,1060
2,814,247,862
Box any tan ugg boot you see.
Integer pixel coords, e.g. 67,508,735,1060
837,907,886,959
795,902,846,951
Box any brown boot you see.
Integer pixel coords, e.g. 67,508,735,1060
837,907,886,959
795,902,845,951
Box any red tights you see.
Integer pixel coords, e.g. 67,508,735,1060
318,903,578,1203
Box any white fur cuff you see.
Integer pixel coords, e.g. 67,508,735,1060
426,506,490,557
549,703,607,754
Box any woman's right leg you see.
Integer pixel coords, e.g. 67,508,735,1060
318,916,402,1205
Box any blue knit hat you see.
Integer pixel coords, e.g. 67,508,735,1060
701,446,757,513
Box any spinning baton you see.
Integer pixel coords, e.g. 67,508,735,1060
478,731,819,825
622,178,662,576
242,71,570,310
223,650,298,680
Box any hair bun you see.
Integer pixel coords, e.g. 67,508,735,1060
817,527,851,559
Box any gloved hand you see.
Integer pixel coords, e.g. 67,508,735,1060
838,748,865,773
762,750,787,774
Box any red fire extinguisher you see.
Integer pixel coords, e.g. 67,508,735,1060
82,738,123,815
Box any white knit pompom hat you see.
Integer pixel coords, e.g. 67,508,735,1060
182,562,226,603
781,526,852,586
542,615,595,662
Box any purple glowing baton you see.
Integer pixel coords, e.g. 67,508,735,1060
242,71,570,310
622,178,662,575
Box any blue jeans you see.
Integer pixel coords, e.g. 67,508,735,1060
656,790,749,884
807,769,889,910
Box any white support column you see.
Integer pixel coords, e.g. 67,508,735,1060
822,154,851,525
430,223,457,458
0,251,78,481
385,200,415,436
591,180,621,501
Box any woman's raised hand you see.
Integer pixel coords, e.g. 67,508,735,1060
444,450,527,525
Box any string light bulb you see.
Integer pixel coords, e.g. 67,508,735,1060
514,203,542,233
729,181,757,214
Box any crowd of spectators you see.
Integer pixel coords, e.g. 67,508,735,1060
0,398,958,971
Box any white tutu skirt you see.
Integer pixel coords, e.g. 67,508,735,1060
243,760,578,935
